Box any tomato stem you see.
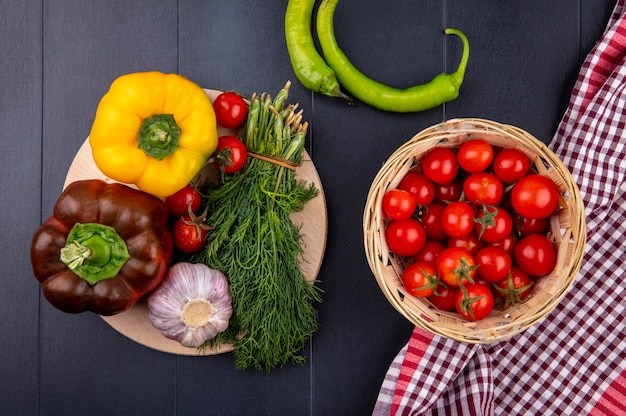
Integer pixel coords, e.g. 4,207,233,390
412,267,439,293
459,292,483,321
453,257,479,285
474,204,498,240
493,271,534,309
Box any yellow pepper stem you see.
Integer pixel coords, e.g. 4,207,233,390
138,114,181,160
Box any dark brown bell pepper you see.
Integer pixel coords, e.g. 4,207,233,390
30,179,173,315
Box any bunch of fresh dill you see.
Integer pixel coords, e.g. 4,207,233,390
191,82,321,371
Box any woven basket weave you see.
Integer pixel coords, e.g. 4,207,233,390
363,118,586,343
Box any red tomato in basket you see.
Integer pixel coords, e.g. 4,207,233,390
382,189,417,220
447,232,484,256
421,203,448,241
475,246,512,282
510,174,559,219
512,213,547,237
455,283,494,321
428,284,458,311
399,172,436,205
385,218,426,257
463,172,504,206
414,240,446,266
475,206,513,244
402,262,438,298
436,247,477,287
489,234,517,256
493,148,531,183
513,234,557,277
422,147,458,184
434,178,463,203
441,202,476,238
457,139,494,173
493,266,533,308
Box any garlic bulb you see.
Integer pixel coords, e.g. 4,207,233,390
148,262,233,348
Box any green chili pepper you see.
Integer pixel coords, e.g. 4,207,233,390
316,0,470,113
285,0,353,104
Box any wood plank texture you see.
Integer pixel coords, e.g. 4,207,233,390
1,1,616,415
38,1,179,414
0,1,43,414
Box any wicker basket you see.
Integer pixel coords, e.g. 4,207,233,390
363,118,586,343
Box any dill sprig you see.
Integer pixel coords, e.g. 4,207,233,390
190,82,321,371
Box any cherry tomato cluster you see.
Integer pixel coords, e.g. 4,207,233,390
382,139,560,321
166,91,250,253
165,185,211,253
212,92,249,177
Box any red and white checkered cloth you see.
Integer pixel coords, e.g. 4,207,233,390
373,2,626,415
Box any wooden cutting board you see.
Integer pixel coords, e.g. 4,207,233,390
63,89,328,355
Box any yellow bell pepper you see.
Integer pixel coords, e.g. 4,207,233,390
89,71,218,198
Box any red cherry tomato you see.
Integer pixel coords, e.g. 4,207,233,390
414,240,446,265
472,275,492,288
436,247,477,287
382,189,417,220
475,246,512,282
420,203,448,240
172,216,209,253
213,91,248,129
475,206,513,243
512,213,547,237
165,185,202,217
402,262,438,298
399,172,435,205
434,178,463,203
511,174,560,219
422,147,458,184
447,232,484,256
385,218,426,257
213,135,248,174
513,234,557,277
489,234,517,255
493,266,533,308
457,139,494,173
463,172,504,206
428,284,458,311
441,202,476,238
455,283,494,321
493,148,530,183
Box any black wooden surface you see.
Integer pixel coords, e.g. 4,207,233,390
1,1,616,415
